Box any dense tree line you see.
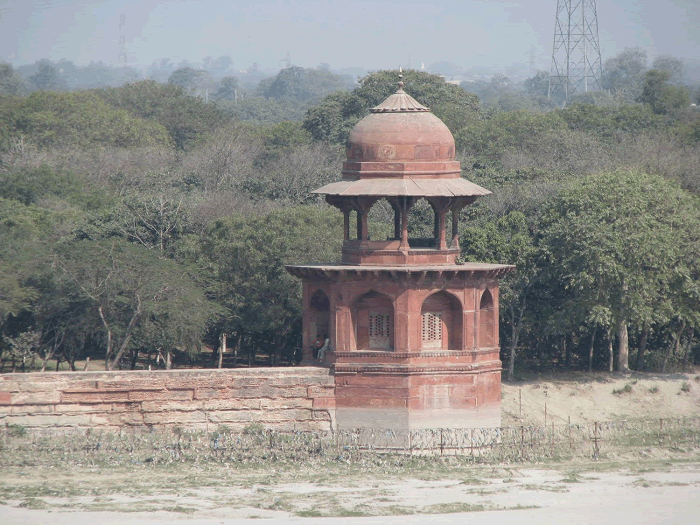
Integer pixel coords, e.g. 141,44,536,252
1,50,699,375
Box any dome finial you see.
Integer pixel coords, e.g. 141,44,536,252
398,67,405,91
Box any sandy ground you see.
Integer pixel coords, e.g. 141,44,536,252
1,371,699,524
2,463,699,524
501,371,700,426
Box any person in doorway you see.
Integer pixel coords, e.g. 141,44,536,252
312,335,324,360
317,334,330,362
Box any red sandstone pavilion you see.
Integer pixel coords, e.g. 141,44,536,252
286,75,514,430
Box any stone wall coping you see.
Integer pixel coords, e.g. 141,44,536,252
0,367,332,382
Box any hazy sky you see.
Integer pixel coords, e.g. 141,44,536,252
0,0,698,72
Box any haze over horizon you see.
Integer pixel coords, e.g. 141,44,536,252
1,0,698,75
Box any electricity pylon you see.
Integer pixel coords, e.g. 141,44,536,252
548,0,603,104
118,14,127,67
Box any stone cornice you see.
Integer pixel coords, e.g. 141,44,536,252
286,264,514,282
332,349,499,359
331,360,502,375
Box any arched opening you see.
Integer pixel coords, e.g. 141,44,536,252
309,289,330,345
407,198,435,248
366,198,396,241
478,289,496,348
420,291,463,351
352,291,394,351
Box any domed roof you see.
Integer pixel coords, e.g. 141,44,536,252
313,79,491,198
345,89,456,163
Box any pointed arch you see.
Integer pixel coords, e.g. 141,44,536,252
478,289,496,348
309,289,330,345
351,290,394,351
420,291,463,351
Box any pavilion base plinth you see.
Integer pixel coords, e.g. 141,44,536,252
334,406,501,430
331,352,502,430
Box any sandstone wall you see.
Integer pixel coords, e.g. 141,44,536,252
0,368,335,432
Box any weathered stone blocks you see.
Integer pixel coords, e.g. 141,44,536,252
0,368,335,432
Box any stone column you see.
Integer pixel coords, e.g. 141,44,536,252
437,206,447,250
429,198,449,250
343,209,350,241
393,202,401,240
302,282,312,360
451,205,462,250
398,197,413,252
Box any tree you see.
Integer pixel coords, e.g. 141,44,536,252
53,239,216,370
602,48,647,103
239,142,341,204
637,69,690,115
652,55,684,83
257,66,354,104
5,91,172,149
461,211,539,380
0,63,29,96
0,165,86,206
28,60,67,91
302,91,363,143
212,76,239,101
556,103,663,141
209,55,233,75
168,67,212,93
178,122,262,192
539,169,700,372
96,80,228,149
524,71,551,98
196,206,343,365
454,110,567,165
304,70,479,144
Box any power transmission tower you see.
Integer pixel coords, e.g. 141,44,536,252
525,44,536,77
118,14,127,67
279,51,291,69
548,0,603,104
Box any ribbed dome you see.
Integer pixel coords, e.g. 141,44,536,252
345,89,455,163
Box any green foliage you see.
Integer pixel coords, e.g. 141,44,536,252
523,71,550,98
1,91,172,149
52,239,218,368
217,94,305,124
302,91,364,143
637,69,690,115
217,67,355,124
167,67,211,92
197,206,343,351
539,169,700,370
211,76,239,101
257,66,354,105
0,63,29,96
602,47,648,103
304,70,479,144
257,121,313,153
455,110,567,164
28,60,67,91
95,80,228,150
0,165,92,207
556,103,664,140
652,55,684,83
460,211,540,379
